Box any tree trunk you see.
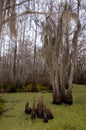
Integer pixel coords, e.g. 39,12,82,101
66,19,81,104
52,68,61,104
12,40,17,92
31,22,37,92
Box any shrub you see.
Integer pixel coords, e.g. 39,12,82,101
0,96,4,115
3,83,11,92
0,96,5,103
36,84,41,91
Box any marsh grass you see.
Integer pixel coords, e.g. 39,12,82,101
0,84,86,130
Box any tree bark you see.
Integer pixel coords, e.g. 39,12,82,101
31,22,37,92
52,68,61,104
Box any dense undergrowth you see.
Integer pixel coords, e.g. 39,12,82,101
0,83,51,93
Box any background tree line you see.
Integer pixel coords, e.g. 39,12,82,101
0,0,86,94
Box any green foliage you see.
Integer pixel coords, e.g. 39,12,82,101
0,82,51,92
5,84,13,92
36,84,50,92
36,84,49,91
23,84,32,92
0,84,86,130
36,84,41,91
0,83,12,92
0,96,5,103
16,84,49,92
